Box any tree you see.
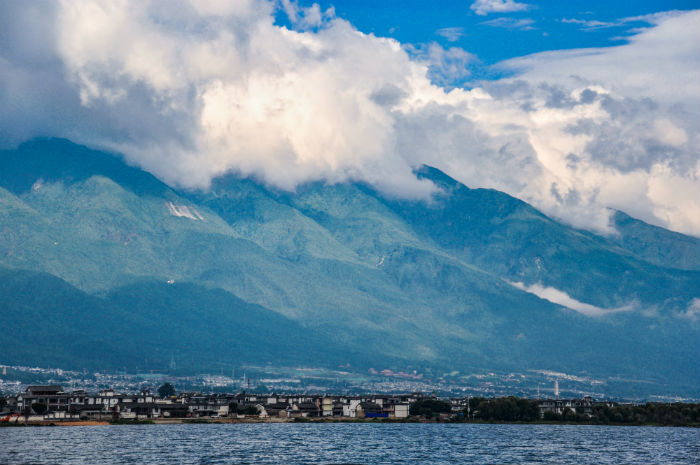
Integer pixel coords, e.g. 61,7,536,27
561,407,576,421
243,406,259,415
31,402,47,415
409,399,452,418
228,402,239,414
227,402,258,415
157,382,176,398
468,397,540,422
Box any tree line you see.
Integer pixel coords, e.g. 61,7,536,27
409,397,700,426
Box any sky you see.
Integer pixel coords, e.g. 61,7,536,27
293,1,698,59
0,0,698,236
294,0,699,81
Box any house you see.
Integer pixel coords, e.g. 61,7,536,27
343,399,362,417
73,403,109,420
261,402,289,418
121,403,162,419
321,397,334,416
387,402,410,418
16,385,69,413
292,401,320,417
538,397,595,417
184,394,230,417
356,401,385,418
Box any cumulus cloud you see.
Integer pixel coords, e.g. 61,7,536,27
470,0,531,16
0,1,698,237
2,0,439,197
510,282,635,317
280,0,334,30
491,10,700,234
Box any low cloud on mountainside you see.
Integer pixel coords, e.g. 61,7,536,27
509,281,635,318
0,1,698,236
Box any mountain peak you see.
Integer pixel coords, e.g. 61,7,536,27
611,209,700,271
0,138,170,197
414,165,464,191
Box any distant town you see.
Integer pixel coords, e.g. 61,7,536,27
2,365,698,427
0,382,630,423
3,364,698,427
2,363,696,405
2,383,698,427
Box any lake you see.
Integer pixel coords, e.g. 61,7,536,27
0,423,697,464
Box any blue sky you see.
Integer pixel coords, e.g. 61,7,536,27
276,0,699,80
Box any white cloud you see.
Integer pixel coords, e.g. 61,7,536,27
405,42,475,86
435,27,465,42
491,10,700,235
470,0,530,16
281,0,334,30
510,282,635,317
678,298,700,321
5,0,439,198
652,118,688,147
480,17,535,30
0,2,698,237
560,18,622,30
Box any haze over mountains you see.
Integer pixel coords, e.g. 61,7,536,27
1,138,698,397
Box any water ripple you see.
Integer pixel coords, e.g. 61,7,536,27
0,423,697,464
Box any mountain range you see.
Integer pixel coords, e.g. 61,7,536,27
1,138,698,397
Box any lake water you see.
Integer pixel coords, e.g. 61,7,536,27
0,423,697,464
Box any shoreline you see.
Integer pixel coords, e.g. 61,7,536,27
3,418,698,428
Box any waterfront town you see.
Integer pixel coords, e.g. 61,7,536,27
1,383,614,424
2,364,698,426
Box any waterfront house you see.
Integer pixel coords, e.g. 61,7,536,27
538,397,595,417
16,385,69,413
292,401,320,417
356,401,384,418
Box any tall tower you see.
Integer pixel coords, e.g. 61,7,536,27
554,379,559,398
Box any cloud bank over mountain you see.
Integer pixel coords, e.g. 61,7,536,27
0,1,698,235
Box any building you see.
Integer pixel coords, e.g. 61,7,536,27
16,385,69,413
538,396,595,417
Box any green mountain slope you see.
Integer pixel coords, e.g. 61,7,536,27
611,209,700,271
375,166,698,310
0,138,697,396
0,266,373,371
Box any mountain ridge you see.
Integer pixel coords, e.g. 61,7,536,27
0,138,697,397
